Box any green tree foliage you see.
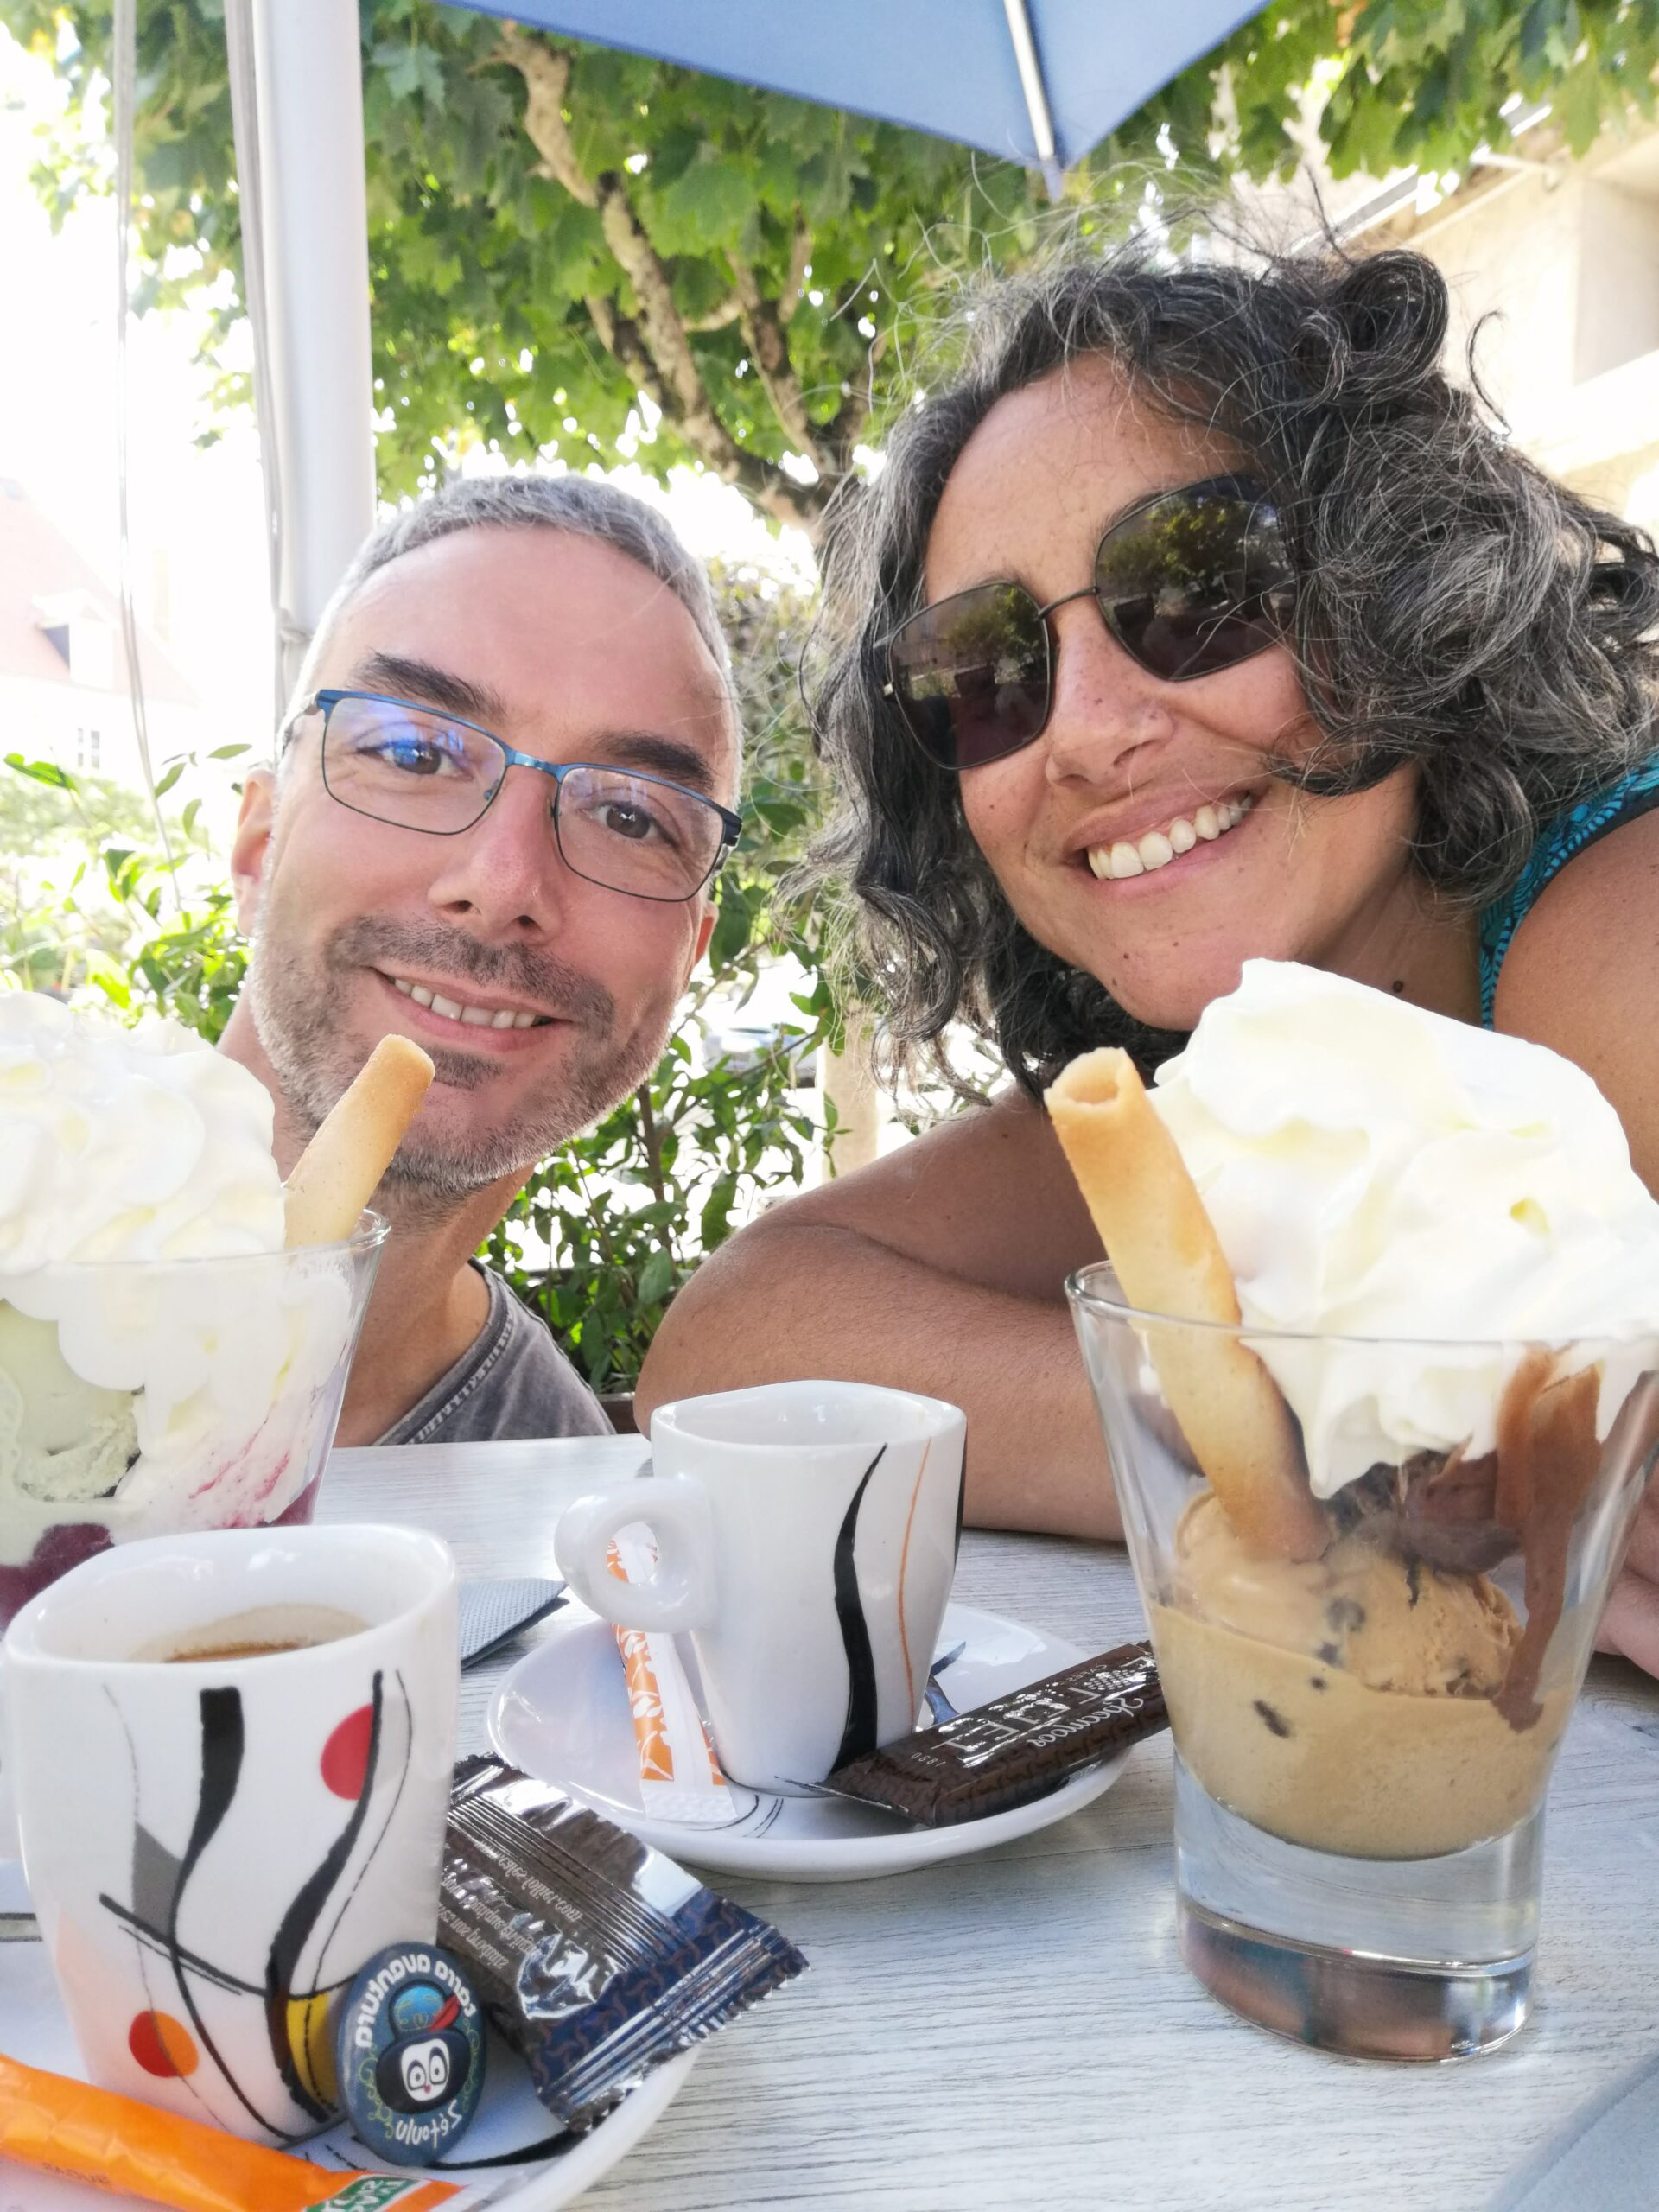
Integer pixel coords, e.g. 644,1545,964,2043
5,2,1654,527
1,744,235,1001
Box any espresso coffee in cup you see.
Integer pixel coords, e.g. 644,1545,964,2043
138,1603,369,1664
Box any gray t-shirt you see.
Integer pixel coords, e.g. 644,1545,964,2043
377,1265,613,1446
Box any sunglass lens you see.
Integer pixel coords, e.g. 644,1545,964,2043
1096,482,1293,682
887,583,1050,769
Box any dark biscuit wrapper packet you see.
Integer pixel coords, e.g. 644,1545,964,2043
824,1640,1167,1827
441,1756,805,2131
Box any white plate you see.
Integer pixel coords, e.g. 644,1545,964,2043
489,1600,1128,1882
0,1874,694,2212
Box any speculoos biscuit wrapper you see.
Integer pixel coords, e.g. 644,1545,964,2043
441,1756,806,2132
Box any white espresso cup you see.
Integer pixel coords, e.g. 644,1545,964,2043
556,1380,966,1795
3,1523,457,2145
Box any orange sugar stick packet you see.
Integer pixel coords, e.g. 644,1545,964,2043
0,2053,495,2212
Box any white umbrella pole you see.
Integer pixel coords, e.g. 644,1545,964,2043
228,0,377,716
1002,0,1065,202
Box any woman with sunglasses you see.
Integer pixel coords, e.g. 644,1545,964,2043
636,238,1659,1675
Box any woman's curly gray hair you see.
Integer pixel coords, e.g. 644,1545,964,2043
804,235,1659,1095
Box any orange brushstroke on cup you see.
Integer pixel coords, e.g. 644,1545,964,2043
895,1440,932,1719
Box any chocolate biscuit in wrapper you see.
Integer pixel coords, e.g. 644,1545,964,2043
823,1641,1167,1827
440,1757,805,2131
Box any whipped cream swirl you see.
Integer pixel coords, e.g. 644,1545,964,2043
0,995,353,1564
0,991,283,1270
1151,961,1659,1496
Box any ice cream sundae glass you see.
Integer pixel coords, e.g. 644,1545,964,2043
1053,962,1659,2060
0,994,430,1627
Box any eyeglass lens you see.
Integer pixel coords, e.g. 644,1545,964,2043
1097,482,1288,683
319,696,727,900
887,480,1291,771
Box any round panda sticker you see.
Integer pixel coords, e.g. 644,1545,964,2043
335,1942,486,2164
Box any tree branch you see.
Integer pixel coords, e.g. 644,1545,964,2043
778,219,812,325
828,327,884,468
493,29,596,207
686,296,743,332
592,175,724,442
728,255,831,475
493,29,823,531
583,293,664,412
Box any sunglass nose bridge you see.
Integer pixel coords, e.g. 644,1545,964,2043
1032,582,1101,625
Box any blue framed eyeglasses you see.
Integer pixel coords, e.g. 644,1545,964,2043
286,690,741,905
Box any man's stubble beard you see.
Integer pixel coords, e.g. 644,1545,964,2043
247,894,678,1222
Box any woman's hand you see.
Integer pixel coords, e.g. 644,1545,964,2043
1598,1477,1659,1678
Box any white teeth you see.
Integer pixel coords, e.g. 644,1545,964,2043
390,975,546,1030
1084,795,1254,880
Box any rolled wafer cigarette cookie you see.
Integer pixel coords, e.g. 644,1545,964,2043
283,1034,435,1247
1046,1046,1327,1562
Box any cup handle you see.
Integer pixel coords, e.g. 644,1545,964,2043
555,1478,716,1633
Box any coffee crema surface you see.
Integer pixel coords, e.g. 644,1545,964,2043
137,1602,367,1664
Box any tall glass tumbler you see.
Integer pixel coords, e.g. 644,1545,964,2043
0,1213,388,1629
1068,1262,1659,2062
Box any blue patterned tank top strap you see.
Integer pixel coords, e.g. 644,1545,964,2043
1478,753,1659,1027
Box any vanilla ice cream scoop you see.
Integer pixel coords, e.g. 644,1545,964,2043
1150,961,1659,1495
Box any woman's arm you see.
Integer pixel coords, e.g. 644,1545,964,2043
1494,806,1659,1677
637,1088,1122,1537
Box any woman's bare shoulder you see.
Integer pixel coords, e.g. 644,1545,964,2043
1493,807,1659,1184
754,1084,1101,1301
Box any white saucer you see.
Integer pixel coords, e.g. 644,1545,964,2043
489,1600,1129,1882
0,1886,693,2212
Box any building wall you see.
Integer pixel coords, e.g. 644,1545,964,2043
1400,134,1659,531
0,671,207,795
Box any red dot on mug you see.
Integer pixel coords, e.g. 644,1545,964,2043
321,1705,376,1799
129,2010,198,2077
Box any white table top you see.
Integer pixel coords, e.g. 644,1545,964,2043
326,1437,1659,2212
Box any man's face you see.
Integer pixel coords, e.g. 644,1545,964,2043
232,525,734,1199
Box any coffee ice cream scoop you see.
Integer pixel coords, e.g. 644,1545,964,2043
1149,1495,1570,1859
1174,1492,1517,1699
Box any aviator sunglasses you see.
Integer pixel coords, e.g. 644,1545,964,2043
882,474,1295,772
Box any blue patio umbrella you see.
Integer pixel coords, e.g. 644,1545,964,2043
445,0,1263,197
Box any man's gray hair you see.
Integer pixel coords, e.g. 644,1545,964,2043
289,472,733,721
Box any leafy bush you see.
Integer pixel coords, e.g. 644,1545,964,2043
3,562,834,1390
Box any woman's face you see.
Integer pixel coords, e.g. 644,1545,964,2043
926,354,1421,1032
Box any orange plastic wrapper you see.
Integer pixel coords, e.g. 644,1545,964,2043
0,2054,495,2212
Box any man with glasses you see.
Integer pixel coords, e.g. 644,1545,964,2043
219,475,740,1445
